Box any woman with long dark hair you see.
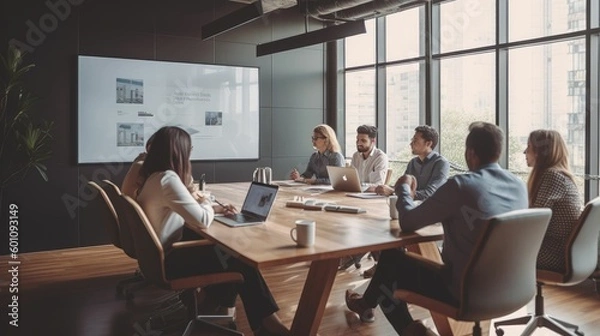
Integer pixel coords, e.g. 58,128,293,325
525,129,582,272
137,126,289,336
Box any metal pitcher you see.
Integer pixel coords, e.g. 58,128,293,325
253,167,272,184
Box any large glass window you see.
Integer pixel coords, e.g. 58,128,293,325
508,39,586,198
345,69,376,156
386,63,422,161
345,19,376,68
341,0,598,199
440,0,495,53
509,0,586,42
386,8,422,61
440,53,495,167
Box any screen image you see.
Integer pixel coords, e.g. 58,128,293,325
78,55,259,163
242,184,278,217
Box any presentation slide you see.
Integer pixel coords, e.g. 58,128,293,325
78,55,259,163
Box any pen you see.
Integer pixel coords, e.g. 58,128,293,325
214,198,226,208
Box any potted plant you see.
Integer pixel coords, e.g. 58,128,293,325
0,45,53,204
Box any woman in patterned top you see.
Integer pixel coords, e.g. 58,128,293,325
525,129,582,272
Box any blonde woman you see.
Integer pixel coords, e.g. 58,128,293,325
290,124,344,184
525,129,582,272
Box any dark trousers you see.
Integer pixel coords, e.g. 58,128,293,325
362,248,457,334
164,244,279,331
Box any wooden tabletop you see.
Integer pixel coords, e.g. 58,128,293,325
186,181,448,335
191,182,444,269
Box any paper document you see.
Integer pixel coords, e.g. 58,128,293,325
276,180,306,187
346,192,386,199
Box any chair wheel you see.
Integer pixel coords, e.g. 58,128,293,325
495,328,504,336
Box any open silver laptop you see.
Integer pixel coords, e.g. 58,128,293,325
214,182,279,227
326,166,368,192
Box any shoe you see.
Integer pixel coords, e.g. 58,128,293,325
345,289,375,323
339,256,356,271
401,320,437,336
363,263,377,279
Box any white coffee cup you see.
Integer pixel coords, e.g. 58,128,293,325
387,195,399,220
290,220,315,247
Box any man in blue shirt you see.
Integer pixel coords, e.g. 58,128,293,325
375,125,449,200
346,122,528,335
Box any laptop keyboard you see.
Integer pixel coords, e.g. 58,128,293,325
225,213,255,221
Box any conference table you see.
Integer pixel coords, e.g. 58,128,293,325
186,182,458,336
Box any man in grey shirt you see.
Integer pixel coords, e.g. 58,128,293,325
346,122,528,335
376,125,449,200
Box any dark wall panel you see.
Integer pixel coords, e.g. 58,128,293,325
0,0,325,253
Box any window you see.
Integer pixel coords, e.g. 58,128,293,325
386,63,422,161
345,19,376,68
341,0,598,199
509,0,586,42
440,53,495,166
386,7,422,61
345,69,376,156
508,39,586,188
440,0,495,53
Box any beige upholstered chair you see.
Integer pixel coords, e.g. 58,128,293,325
494,197,600,336
120,194,244,335
87,180,148,299
87,181,121,248
393,208,552,336
98,180,150,299
384,168,393,185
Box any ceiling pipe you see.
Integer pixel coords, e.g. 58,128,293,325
304,0,373,16
318,0,424,21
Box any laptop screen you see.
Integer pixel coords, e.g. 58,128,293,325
241,182,278,219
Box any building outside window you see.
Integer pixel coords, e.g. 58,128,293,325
342,0,598,200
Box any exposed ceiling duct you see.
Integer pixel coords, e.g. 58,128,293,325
304,0,373,17
314,0,427,21
256,19,366,56
205,0,431,55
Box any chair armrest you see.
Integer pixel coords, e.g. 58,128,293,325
394,289,459,319
405,251,445,272
172,240,214,249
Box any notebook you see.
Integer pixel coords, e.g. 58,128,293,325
326,166,368,193
214,182,279,227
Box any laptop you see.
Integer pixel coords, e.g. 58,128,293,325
326,166,368,192
214,182,279,227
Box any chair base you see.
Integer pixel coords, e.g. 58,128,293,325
592,271,600,294
182,317,244,336
116,269,149,300
494,314,583,336
339,254,364,271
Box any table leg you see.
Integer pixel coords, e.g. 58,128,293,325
290,258,340,336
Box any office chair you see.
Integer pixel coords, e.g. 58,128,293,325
394,208,552,336
593,233,600,294
120,194,244,335
99,179,152,300
87,180,147,299
384,168,393,185
494,197,600,336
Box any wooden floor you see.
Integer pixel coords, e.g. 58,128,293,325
1,245,599,336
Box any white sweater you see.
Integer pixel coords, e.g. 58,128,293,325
136,170,214,247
